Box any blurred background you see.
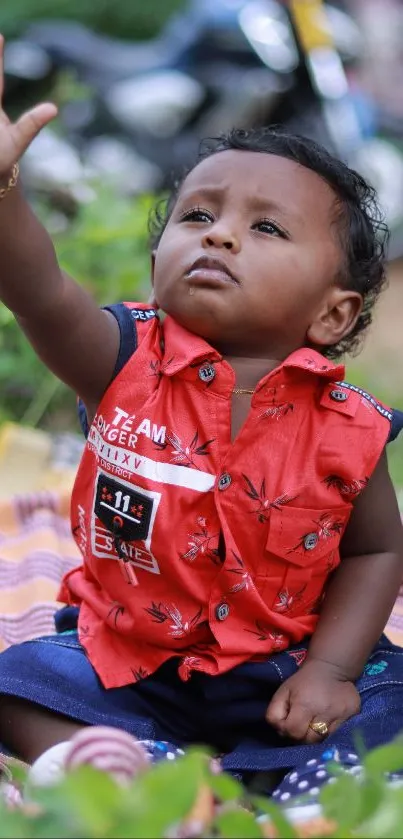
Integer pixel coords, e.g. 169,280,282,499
1,0,403,494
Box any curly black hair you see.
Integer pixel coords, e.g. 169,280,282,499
148,127,389,359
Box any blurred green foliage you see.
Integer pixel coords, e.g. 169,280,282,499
0,0,184,40
3,738,403,837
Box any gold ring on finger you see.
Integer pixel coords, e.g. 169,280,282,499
308,720,329,737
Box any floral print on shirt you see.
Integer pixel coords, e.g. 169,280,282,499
323,474,369,497
144,602,205,639
180,517,221,564
242,474,298,523
155,430,215,466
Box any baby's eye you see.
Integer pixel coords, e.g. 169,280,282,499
253,219,287,238
180,207,214,224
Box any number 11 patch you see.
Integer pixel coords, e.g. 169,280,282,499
94,474,153,542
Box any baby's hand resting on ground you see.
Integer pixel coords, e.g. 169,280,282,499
266,659,361,744
0,35,57,177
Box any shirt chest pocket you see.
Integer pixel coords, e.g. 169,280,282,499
256,504,352,614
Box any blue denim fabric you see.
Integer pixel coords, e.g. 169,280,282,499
0,610,402,774
222,639,403,772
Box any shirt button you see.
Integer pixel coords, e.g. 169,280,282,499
330,388,348,402
218,472,232,491
215,603,230,621
304,532,319,551
198,363,216,384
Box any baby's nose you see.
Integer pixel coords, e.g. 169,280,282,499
201,224,240,252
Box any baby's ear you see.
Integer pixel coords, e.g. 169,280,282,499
307,288,363,348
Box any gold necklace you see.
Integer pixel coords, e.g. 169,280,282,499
232,387,254,395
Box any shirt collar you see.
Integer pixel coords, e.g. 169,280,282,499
160,316,222,374
160,317,345,381
280,348,345,381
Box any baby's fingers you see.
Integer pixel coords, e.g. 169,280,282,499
9,103,58,160
269,691,336,742
276,699,317,741
266,683,290,730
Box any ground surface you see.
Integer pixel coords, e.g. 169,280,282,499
347,259,403,492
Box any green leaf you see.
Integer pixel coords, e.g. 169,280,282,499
214,807,264,838
320,772,364,830
0,305,14,326
5,763,28,787
251,796,298,839
0,805,35,839
364,741,403,776
357,786,403,838
207,772,245,802
59,766,123,833
112,750,206,838
349,777,386,826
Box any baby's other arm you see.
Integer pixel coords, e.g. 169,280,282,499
267,449,403,741
305,449,403,677
0,36,120,409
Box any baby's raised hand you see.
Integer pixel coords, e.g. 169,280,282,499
266,659,361,743
0,35,57,178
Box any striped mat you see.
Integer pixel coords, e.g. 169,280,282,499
0,490,81,650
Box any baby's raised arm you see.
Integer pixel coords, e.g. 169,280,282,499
0,36,120,409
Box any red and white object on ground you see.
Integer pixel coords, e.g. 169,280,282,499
28,725,150,787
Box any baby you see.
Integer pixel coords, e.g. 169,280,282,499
0,34,402,788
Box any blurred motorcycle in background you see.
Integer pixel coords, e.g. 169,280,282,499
4,0,403,255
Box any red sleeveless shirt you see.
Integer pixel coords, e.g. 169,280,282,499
59,304,392,688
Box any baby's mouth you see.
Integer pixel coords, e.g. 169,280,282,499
185,256,239,286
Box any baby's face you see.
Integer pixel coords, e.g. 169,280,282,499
152,150,344,359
